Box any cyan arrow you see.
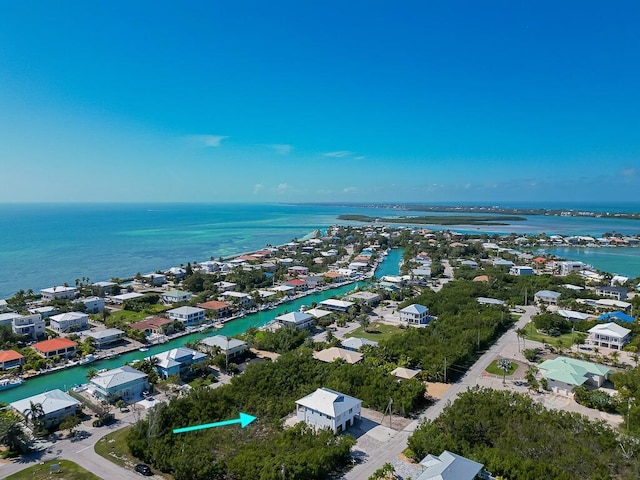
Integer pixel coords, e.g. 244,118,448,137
173,412,257,434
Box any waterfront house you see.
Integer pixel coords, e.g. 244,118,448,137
324,271,346,283
10,389,81,428
89,365,149,403
313,347,363,364
558,261,586,276
305,307,333,320
220,291,253,307
161,289,193,304
32,338,78,359
130,317,174,336
285,278,308,291
168,306,206,326
341,337,378,351
201,335,249,358
538,356,611,396
40,286,77,301
81,296,105,313
595,285,628,301
295,387,362,433
150,347,207,379
198,300,232,318
586,322,631,350
109,292,144,304
49,311,89,333
86,328,126,349
142,273,166,286
0,349,24,370
346,291,380,306
416,450,484,480
92,281,117,295
534,290,561,305
319,299,355,312
399,304,430,325
276,311,314,330
11,313,45,339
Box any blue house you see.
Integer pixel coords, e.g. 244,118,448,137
597,311,635,323
151,347,207,379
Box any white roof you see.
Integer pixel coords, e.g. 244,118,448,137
557,310,592,321
50,311,88,321
87,328,124,339
313,347,363,364
341,337,378,350
90,365,147,389
306,308,332,319
417,450,484,480
400,304,428,314
319,299,355,309
168,306,205,315
588,322,631,338
41,286,77,294
535,290,561,299
152,347,206,369
220,291,252,298
112,292,144,301
562,284,584,291
476,297,505,306
295,387,362,419
276,311,313,325
11,389,80,417
201,335,248,351
596,299,631,309
270,285,295,292
390,367,421,379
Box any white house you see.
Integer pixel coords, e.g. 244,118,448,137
341,337,378,351
201,335,249,358
40,286,77,301
11,314,45,339
168,306,206,326
81,296,105,314
295,387,362,433
399,304,430,325
142,273,166,286
319,299,355,312
476,297,505,306
220,291,254,307
276,311,314,330
89,365,149,403
509,266,534,276
85,328,125,349
110,292,144,304
416,450,484,480
214,281,237,292
534,290,561,305
11,389,81,428
49,312,89,333
558,261,586,276
346,291,381,306
160,289,193,304
587,322,631,350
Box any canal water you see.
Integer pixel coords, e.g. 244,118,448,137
1,249,403,404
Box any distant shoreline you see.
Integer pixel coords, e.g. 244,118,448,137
337,214,526,226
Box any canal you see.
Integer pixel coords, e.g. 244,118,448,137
1,248,403,404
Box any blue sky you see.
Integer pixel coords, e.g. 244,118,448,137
1,1,639,204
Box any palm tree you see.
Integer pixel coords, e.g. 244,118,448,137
515,328,527,351
0,416,29,454
26,401,45,432
497,358,512,385
609,350,620,366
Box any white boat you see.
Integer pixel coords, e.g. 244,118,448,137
0,377,24,390
139,346,149,352
78,354,97,365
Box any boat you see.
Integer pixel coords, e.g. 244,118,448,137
139,346,149,352
0,377,24,390
78,354,97,365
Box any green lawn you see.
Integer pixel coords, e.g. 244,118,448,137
107,304,171,325
522,327,587,348
485,359,517,376
345,322,404,342
6,460,101,480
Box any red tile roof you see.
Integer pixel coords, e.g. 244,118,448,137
0,349,24,362
32,338,77,353
198,300,231,310
130,317,173,331
286,279,307,286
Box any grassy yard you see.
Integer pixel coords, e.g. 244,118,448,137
6,460,101,480
345,322,404,342
522,327,587,348
485,359,517,376
107,304,171,325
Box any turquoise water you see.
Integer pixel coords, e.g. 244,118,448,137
0,249,404,404
536,246,640,278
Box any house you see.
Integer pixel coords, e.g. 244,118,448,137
130,317,174,336
276,311,314,330
168,306,206,326
346,291,380,306
416,450,484,480
86,328,126,349
319,299,355,312
460,260,478,269
142,273,166,286
557,261,586,276
538,356,611,396
286,278,308,291
288,266,309,276
313,347,363,364
586,322,631,350
150,347,207,379
40,286,77,301
10,389,81,428
28,306,59,319
493,259,515,268
476,297,505,306
109,292,144,304
11,314,45,339
0,349,24,370
32,338,78,359
509,266,534,276
220,291,254,307
534,290,561,305
305,308,333,320
201,335,249,358
597,311,635,323
0,299,8,312
400,304,430,325
595,285,628,301
89,365,149,403
81,296,105,313
214,281,237,292
341,337,378,351
161,289,193,304
198,300,232,318
92,281,117,295
295,387,362,433
49,312,89,333
557,309,593,322
165,267,186,279
390,367,421,380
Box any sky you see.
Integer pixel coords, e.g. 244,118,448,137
1,1,639,204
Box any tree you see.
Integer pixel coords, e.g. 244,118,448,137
86,367,98,380
515,328,527,351
60,415,81,437
359,315,370,333
497,358,512,385
0,416,29,454
26,401,45,433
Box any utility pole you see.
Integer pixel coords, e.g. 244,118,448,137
444,357,447,383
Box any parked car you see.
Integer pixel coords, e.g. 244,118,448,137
135,464,153,476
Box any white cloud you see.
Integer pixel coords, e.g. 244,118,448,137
253,184,264,194
323,150,352,158
343,186,358,193
186,134,229,147
276,183,290,193
354,156,366,160
270,144,293,155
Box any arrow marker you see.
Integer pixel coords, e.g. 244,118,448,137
173,412,257,434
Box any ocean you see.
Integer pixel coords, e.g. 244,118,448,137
2,202,640,298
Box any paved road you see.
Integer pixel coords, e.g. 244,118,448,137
343,305,537,480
